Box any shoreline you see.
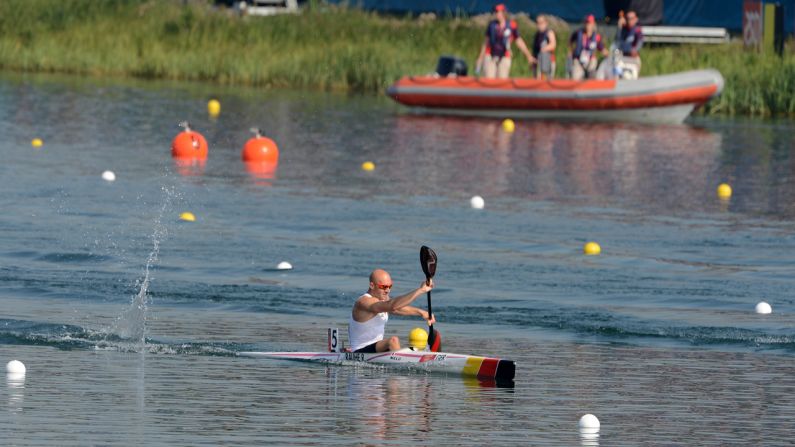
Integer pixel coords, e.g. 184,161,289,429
0,0,793,117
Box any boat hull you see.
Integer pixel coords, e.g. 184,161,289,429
386,69,724,124
239,348,516,381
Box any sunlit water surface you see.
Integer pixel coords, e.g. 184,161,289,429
1,73,795,445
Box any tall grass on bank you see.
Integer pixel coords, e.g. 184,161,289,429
0,0,793,116
642,43,795,116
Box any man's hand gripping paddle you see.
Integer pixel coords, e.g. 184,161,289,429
420,246,441,352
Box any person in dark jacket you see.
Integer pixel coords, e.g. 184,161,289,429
475,4,534,78
568,15,608,80
531,15,557,79
615,10,643,76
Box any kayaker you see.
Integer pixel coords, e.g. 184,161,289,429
349,269,435,353
568,14,608,80
474,3,534,79
615,10,643,76
532,15,557,79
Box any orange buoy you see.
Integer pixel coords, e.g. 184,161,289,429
171,121,208,160
242,128,279,164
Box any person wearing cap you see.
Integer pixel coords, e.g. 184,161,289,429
531,15,557,79
475,4,534,79
568,15,608,80
615,10,643,76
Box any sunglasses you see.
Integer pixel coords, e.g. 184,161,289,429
376,283,393,290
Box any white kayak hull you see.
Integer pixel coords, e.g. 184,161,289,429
239,348,516,381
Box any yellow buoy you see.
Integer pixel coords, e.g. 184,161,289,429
409,327,428,350
717,183,732,200
207,99,221,117
31,138,43,148
179,212,196,222
502,119,515,133
583,242,601,256
361,161,375,172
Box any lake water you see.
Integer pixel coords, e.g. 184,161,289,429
1,72,795,445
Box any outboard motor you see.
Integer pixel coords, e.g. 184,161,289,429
596,49,639,80
435,55,468,77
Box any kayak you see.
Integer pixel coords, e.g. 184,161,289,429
238,348,516,382
386,69,724,124
240,247,517,382
237,245,516,386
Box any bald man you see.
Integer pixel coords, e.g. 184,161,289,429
348,269,436,353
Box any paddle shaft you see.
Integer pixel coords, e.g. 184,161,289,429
426,279,434,342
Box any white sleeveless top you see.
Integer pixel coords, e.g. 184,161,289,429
348,293,389,351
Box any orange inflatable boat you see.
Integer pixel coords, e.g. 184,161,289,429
387,69,724,124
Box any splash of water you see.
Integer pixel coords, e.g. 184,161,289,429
110,185,175,349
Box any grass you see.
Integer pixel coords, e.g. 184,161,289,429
0,0,793,116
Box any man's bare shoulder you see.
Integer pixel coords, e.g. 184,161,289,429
354,294,378,308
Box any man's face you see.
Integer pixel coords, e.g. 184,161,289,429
495,10,505,21
370,274,393,300
585,21,595,33
537,17,547,31
627,12,638,27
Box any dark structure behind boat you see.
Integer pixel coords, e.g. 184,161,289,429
435,56,468,77
326,0,795,35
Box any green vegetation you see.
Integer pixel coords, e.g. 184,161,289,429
641,43,795,116
0,0,793,116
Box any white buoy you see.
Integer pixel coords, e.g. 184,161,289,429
755,301,772,314
277,261,293,270
579,414,600,431
101,170,116,182
6,360,26,375
470,195,485,209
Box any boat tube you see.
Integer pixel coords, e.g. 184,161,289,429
386,69,724,124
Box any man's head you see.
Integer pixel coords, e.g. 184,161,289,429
536,15,548,31
626,10,638,27
494,3,506,21
369,269,393,299
584,14,596,33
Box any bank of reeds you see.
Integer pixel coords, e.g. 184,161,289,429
0,0,793,116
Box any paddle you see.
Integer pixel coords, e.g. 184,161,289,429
420,245,441,352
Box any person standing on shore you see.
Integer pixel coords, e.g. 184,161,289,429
532,15,557,79
475,3,534,79
568,15,608,80
615,10,643,76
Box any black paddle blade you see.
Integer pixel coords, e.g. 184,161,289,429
429,331,442,352
420,246,437,279
421,245,439,352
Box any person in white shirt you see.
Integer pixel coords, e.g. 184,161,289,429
349,269,435,353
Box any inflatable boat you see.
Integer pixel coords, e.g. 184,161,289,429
386,69,724,124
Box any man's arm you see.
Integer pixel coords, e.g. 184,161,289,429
360,280,433,314
515,37,535,64
392,306,436,325
568,31,577,56
475,39,489,73
598,36,609,57
542,31,557,53
631,29,643,56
